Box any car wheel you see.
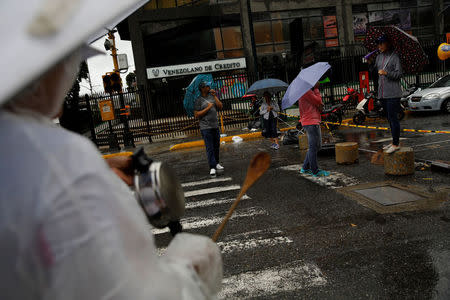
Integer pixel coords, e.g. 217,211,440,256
353,112,365,125
397,109,405,121
441,99,450,113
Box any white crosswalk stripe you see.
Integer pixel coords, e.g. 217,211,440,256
278,164,360,189
182,177,233,188
184,185,241,198
219,261,327,299
152,206,267,235
185,195,250,209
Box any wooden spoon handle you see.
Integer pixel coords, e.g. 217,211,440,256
211,188,247,242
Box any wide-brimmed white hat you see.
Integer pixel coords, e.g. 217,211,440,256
0,0,148,105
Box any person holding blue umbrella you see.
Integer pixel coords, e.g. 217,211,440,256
194,81,224,177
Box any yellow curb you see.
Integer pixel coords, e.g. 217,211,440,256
280,127,295,132
102,152,133,159
170,131,273,151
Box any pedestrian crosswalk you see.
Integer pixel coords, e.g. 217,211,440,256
155,175,327,298
278,164,360,189
219,261,327,299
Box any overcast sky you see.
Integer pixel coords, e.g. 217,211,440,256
81,34,135,95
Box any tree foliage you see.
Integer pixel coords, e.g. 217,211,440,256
126,71,136,91
60,61,90,133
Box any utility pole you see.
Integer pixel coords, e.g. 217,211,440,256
106,30,135,149
108,31,120,72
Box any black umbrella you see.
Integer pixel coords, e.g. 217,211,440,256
364,25,428,73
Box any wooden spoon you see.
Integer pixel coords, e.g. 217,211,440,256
212,152,271,242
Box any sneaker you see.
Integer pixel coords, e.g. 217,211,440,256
300,168,313,175
313,170,330,177
273,144,280,150
210,168,217,177
385,145,400,154
270,143,276,149
383,143,393,150
216,163,224,171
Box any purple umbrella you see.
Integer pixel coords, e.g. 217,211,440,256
281,62,331,110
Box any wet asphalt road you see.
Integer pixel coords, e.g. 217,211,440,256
142,112,450,299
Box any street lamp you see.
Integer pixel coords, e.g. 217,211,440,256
281,52,288,83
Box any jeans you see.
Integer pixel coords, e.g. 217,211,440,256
302,125,322,174
382,98,401,146
201,128,220,169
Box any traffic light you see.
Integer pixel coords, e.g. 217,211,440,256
102,72,122,94
110,72,123,93
102,73,112,94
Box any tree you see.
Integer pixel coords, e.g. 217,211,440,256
126,71,137,91
60,61,90,133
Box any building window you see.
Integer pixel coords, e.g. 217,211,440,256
144,0,211,9
356,1,435,42
214,26,244,59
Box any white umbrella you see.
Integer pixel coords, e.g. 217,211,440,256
281,62,331,109
0,0,149,105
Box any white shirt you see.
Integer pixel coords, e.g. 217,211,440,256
0,110,215,300
259,99,280,120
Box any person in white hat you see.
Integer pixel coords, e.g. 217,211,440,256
0,1,222,299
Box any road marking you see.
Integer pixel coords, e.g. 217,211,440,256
217,228,293,254
158,228,292,256
186,195,250,209
152,207,267,235
218,236,293,254
182,177,232,188
279,164,359,189
218,261,327,299
412,139,450,148
371,137,408,144
184,185,241,198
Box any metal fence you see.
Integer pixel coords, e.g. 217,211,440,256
85,71,261,146
85,40,448,148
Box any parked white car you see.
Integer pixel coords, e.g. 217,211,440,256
408,74,450,113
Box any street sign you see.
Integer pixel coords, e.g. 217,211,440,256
118,54,128,71
98,99,115,121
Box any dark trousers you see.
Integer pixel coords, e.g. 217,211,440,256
201,128,220,169
382,98,401,146
302,125,322,174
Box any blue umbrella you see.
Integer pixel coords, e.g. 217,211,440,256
247,78,288,96
183,74,216,117
281,62,331,109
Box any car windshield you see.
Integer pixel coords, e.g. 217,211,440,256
429,75,450,88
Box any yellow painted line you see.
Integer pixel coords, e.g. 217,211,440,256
323,121,450,134
170,132,263,151
102,152,133,159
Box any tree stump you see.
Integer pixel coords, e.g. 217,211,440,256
335,142,359,164
384,147,415,175
298,134,308,150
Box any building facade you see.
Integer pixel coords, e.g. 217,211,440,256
118,0,447,102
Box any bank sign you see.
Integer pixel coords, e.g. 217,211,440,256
147,58,247,79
